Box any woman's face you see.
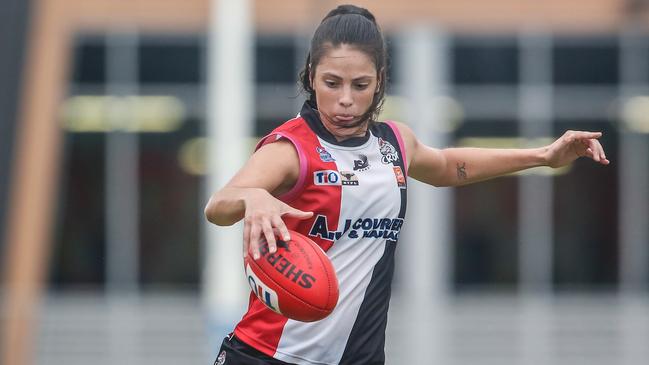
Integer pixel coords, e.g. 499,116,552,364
312,44,379,141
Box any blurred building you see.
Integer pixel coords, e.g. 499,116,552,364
1,0,649,364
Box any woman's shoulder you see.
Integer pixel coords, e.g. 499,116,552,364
255,115,310,150
374,120,416,146
378,120,410,133
272,115,308,134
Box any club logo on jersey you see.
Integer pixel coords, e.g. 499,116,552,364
378,138,399,164
340,171,359,186
393,166,406,188
314,170,340,185
246,263,280,313
215,350,226,365
353,154,370,171
316,146,335,162
309,214,404,241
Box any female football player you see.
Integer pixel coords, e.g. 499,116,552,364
205,5,608,364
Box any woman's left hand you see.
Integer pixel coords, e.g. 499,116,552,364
543,130,610,168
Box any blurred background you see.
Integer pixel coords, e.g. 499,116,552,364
1,0,648,364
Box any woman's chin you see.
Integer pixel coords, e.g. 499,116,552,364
330,124,367,139
332,120,358,128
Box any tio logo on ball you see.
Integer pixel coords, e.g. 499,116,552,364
245,263,280,314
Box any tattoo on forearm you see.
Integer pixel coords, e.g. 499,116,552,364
456,162,467,180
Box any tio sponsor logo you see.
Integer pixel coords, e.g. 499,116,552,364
245,264,281,314
314,170,340,185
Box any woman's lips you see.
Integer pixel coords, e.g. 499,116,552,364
334,115,355,122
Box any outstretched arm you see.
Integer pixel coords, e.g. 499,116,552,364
394,122,609,187
204,139,313,259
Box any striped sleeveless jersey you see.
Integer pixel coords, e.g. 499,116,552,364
234,101,408,365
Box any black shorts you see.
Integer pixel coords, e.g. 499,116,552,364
214,334,294,365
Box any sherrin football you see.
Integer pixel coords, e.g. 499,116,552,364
244,230,339,322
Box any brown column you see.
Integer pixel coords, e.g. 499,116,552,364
1,0,70,363
1,1,208,363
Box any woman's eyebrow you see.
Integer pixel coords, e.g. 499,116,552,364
320,72,374,81
321,72,342,79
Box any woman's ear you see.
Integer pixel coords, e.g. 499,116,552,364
375,70,383,94
309,71,316,89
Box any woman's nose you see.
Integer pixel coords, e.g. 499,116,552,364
338,87,353,107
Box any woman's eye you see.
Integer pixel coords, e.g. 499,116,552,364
324,80,337,87
354,83,369,90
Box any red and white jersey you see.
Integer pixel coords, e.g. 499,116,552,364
234,101,408,365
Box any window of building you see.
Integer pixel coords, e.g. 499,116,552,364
452,119,520,291
552,119,619,289
451,36,519,85
138,36,204,84
553,38,619,85
138,120,202,287
51,132,107,287
71,37,106,84
256,37,297,83
53,35,205,290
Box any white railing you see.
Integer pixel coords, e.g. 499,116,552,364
26,291,649,365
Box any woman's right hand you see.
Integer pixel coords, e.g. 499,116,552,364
243,188,313,260
204,139,307,260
